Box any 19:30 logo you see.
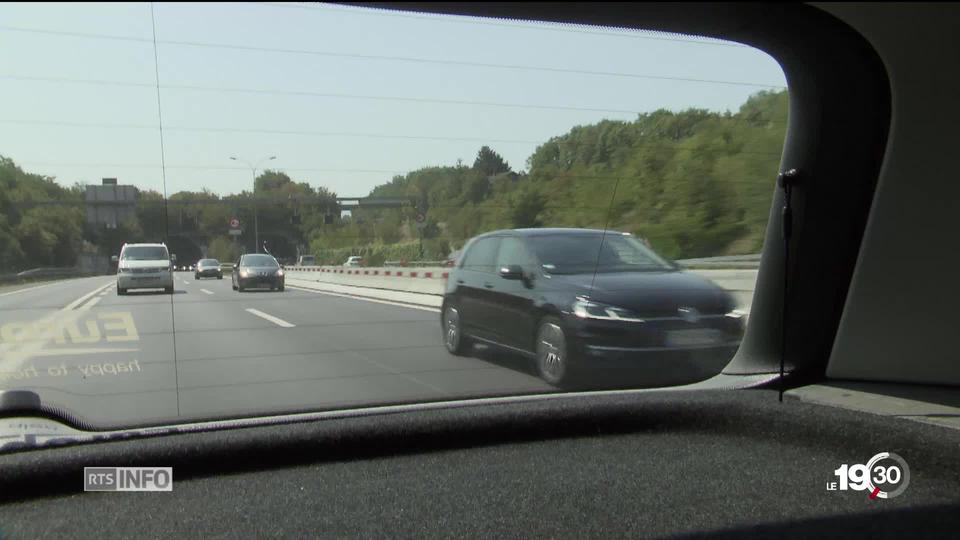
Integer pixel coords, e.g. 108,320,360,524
828,452,910,499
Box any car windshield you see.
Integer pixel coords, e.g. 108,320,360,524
242,255,279,267
120,247,169,261
0,2,784,439
530,234,674,274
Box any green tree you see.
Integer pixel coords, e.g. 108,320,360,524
473,146,511,177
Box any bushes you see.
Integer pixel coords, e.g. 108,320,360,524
309,241,424,266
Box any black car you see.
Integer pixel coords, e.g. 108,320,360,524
441,228,746,388
232,254,285,292
195,258,223,280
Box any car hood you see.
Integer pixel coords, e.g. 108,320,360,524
546,270,734,316
119,260,170,269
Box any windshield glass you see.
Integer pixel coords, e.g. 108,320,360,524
120,247,169,261
530,234,674,274
0,1,784,438
241,255,279,268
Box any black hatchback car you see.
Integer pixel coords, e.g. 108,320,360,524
441,229,746,388
232,254,285,292
195,258,223,280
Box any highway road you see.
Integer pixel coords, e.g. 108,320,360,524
0,268,753,429
0,274,556,429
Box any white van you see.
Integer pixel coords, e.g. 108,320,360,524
113,243,174,295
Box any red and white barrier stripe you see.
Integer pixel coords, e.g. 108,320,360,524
288,266,449,279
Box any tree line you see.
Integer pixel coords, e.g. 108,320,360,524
0,89,787,272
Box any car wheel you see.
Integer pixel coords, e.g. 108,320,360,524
165,286,174,294
237,284,244,292
442,304,471,355
277,284,284,292
535,316,572,387
218,275,222,280
195,274,200,280
117,285,126,296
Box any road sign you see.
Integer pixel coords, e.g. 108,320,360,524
229,229,242,236
229,218,240,229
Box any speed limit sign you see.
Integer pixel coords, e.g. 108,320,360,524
229,218,240,229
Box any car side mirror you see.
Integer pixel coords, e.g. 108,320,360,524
111,255,118,263
498,265,524,280
171,254,177,262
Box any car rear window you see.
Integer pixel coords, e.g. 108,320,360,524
242,255,279,267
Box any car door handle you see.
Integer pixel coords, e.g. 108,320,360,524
484,282,494,289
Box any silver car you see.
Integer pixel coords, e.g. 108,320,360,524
114,243,174,295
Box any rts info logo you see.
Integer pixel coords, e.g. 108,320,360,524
827,452,910,499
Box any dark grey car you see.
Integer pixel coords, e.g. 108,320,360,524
195,259,223,280
232,254,285,292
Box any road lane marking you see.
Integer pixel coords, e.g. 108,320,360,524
0,278,91,298
22,347,139,358
78,297,101,311
200,289,214,295
244,308,295,328
287,285,440,313
62,282,114,312
0,282,121,373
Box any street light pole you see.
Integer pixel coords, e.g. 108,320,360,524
230,155,276,253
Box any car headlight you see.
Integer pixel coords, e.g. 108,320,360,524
725,309,749,329
572,298,645,322
276,269,284,277
239,270,250,278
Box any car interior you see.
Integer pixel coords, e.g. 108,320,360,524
1,2,958,538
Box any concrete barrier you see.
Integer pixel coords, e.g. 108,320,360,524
285,265,758,310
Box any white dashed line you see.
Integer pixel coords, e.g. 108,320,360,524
244,308,295,328
62,282,113,312
200,289,214,295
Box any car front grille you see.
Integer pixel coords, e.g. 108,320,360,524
131,267,166,273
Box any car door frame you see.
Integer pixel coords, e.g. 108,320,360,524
489,234,540,354
453,236,501,341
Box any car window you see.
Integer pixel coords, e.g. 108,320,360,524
241,255,279,267
529,234,672,274
0,1,784,438
496,237,537,269
460,238,501,273
120,246,169,261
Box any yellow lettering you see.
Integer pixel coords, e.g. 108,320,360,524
65,320,101,344
0,322,31,343
32,321,68,345
99,312,139,343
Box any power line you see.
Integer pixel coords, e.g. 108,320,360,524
251,2,749,48
1,118,787,154
0,74,790,123
0,25,786,89
17,161,406,174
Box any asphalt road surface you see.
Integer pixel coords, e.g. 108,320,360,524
0,274,560,428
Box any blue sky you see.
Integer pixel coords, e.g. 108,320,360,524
0,2,786,197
